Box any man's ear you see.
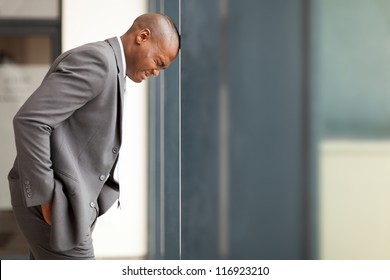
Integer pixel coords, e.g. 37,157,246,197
136,28,151,44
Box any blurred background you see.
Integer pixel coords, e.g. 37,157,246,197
1,0,390,260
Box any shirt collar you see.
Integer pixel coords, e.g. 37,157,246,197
116,36,127,79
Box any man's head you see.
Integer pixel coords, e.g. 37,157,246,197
121,13,180,83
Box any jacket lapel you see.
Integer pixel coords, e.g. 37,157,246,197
106,37,125,144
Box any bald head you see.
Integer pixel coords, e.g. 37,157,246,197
120,13,180,83
127,13,180,52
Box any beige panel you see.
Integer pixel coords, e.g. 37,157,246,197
0,0,59,19
320,140,390,259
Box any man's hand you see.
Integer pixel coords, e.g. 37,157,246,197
41,203,53,225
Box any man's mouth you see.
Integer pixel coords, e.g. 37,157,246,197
142,71,150,80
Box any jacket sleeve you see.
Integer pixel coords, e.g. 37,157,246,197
13,46,110,207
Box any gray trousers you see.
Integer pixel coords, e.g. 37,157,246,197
12,205,95,260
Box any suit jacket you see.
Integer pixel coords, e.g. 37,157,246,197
8,37,125,251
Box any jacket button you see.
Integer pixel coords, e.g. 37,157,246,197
89,202,95,208
112,147,119,154
24,180,30,185
27,194,32,198
99,175,106,181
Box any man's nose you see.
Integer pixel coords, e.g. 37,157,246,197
152,69,160,77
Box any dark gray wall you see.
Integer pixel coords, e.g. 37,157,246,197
148,0,181,260
149,0,315,260
227,0,308,259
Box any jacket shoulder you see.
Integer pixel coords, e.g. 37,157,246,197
49,41,116,76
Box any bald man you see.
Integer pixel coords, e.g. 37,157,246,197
8,13,180,260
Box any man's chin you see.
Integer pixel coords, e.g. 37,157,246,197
129,76,143,83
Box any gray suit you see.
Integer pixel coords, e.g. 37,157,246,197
8,37,125,254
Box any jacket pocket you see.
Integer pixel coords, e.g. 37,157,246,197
53,168,78,196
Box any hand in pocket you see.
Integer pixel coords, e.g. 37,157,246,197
41,202,53,225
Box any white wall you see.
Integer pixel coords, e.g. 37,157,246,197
62,0,148,258
319,140,390,259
